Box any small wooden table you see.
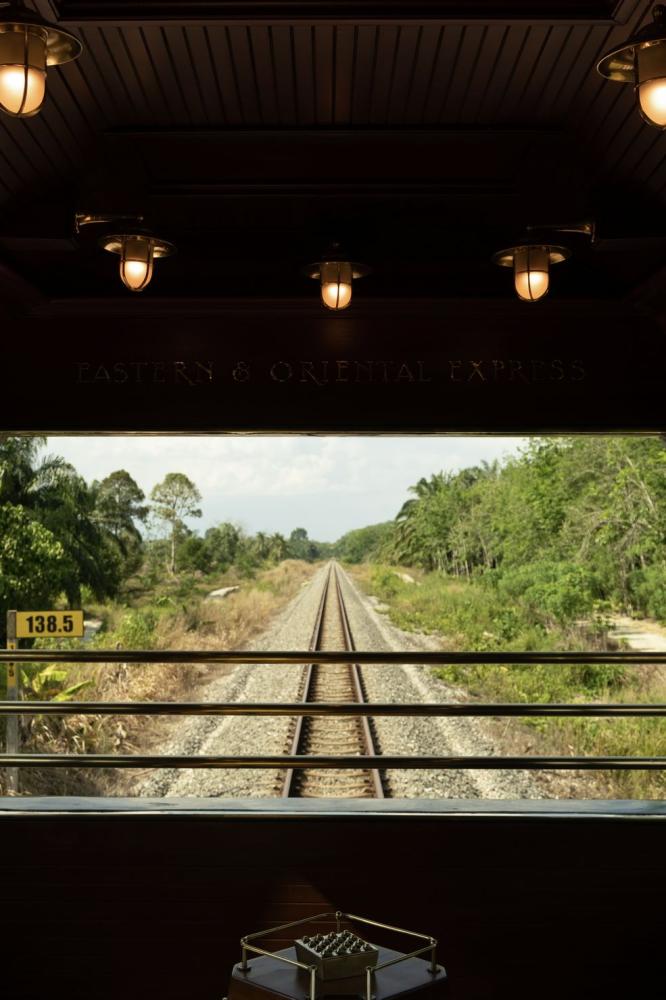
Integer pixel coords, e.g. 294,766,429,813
228,946,448,1000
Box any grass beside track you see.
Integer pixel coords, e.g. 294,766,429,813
349,563,666,800
2,559,318,796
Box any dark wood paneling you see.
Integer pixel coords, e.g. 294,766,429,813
0,4,662,317
56,2,622,23
0,298,661,433
1,807,664,1000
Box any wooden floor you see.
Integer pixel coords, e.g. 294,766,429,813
1,799,664,1000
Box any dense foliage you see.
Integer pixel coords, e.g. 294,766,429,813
332,522,394,563
0,439,143,642
387,438,666,621
0,438,334,647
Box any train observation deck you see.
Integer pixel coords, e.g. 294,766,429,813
3,1,666,998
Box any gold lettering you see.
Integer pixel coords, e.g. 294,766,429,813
395,363,415,382
354,361,374,383
508,360,529,383
550,359,565,381
530,360,547,383
336,360,350,382
468,361,486,383
129,362,148,382
232,361,251,383
174,361,194,386
492,360,505,381
195,361,214,383
270,361,292,382
300,361,328,387
450,361,463,382
571,360,586,382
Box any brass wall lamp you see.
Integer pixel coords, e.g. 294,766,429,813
304,243,370,311
598,4,666,127
493,222,595,302
0,2,81,117
76,214,176,293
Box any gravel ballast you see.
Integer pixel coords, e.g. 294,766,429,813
335,567,540,799
137,562,549,800
137,565,329,797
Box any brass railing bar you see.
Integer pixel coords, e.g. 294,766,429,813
2,649,666,665
2,753,666,770
1,701,666,717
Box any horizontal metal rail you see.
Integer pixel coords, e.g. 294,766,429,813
2,753,666,769
3,646,665,775
1,701,666,717
2,649,666,664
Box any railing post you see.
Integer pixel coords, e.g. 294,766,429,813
5,610,19,793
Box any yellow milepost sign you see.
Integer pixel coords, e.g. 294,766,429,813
15,610,85,639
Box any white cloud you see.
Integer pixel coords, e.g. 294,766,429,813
45,435,527,540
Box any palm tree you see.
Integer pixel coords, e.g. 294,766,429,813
0,436,76,512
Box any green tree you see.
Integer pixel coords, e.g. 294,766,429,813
94,470,147,541
150,473,202,573
203,522,242,571
334,522,394,563
0,437,124,606
93,470,147,577
0,503,65,648
0,436,72,511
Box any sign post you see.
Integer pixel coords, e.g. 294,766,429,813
3,610,84,795
5,609,18,794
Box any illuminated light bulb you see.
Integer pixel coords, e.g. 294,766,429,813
638,77,666,124
0,25,46,116
0,11,81,119
637,40,666,125
119,236,154,292
320,260,353,311
513,246,550,302
97,229,175,292
598,7,666,129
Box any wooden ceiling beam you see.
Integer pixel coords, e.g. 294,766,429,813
55,1,621,25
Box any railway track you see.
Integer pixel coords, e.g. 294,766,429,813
283,564,385,798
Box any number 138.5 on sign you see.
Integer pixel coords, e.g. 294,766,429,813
15,611,85,638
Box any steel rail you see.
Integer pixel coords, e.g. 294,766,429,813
281,570,329,797
284,564,384,798
332,566,384,798
2,701,666,716
3,753,666,770
2,650,666,664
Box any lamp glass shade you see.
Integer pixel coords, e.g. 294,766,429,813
513,246,550,302
637,41,666,125
119,236,154,292
0,25,47,117
320,260,353,310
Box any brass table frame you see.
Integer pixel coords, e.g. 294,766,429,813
238,910,440,1000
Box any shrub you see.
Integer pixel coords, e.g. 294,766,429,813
629,565,666,621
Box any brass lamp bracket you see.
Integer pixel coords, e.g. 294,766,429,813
0,2,82,65
598,5,666,83
75,212,145,235
304,242,371,280
526,221,596,243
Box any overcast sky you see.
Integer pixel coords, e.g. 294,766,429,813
45,436,527,541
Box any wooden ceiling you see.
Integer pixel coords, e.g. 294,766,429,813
0,0,664,309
